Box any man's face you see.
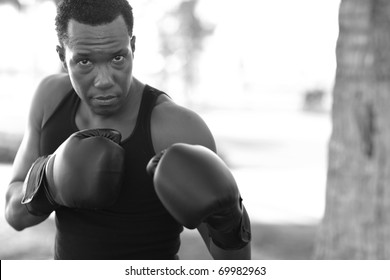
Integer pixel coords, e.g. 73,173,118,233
61,15,135,116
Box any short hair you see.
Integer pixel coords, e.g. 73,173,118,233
55,0,134,46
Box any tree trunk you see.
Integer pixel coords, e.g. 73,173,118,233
315,0,390,259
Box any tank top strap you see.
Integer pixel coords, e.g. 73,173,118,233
41,88,79,131
40,89,80,155
134,84,167,154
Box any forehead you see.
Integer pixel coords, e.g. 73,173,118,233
66,15,130,53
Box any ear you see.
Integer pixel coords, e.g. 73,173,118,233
130,36,136,55
56,45,68,71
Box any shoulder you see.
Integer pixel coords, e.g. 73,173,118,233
151,96,216,153
30,73,73,128
9,74,72,182
33,73,72,102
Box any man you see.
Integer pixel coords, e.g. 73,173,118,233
5,0,251,259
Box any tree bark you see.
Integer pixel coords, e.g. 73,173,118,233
315,0,390,259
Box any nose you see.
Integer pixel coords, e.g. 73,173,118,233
94,65,114,89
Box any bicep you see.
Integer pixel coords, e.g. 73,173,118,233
9,74,64,183
10,87,44,184
10,124,41,184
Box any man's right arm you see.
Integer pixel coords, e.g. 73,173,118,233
4,75,66,230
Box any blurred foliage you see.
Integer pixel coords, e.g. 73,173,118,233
0,0,21,9
302,88,327,113
0,0,60,10
157,0,215,102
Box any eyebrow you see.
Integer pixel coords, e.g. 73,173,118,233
72,48,129,58
114,48,130,56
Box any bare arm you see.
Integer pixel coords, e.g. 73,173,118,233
4,75,67,230
152,99,252,260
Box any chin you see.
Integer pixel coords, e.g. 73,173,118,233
92,105,120,117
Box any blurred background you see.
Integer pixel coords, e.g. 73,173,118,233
0,0,340,259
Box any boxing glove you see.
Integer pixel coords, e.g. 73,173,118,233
21,128,125,216
147,143,251,250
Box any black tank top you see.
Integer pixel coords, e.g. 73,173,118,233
40,85,183,259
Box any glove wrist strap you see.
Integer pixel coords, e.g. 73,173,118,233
21,156,59,216
207,204,251,250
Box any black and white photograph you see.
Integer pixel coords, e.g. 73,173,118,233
1,0,388,278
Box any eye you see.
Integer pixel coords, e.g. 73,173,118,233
113,55,124,63
78,59,92,66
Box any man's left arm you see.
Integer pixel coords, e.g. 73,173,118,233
147,143,252,260
150,100,252,260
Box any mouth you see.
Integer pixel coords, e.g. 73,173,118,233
92,95,119,106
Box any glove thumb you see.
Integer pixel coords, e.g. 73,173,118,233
146,150,166,176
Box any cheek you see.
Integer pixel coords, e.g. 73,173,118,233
69,71,92,98
115,64,133,89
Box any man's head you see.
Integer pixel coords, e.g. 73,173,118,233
55,0,134,47
54,0,137,117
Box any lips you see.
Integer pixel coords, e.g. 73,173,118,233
96,95,116,100
92,95,119,106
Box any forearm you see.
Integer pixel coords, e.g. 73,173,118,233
210,240,251,260
5,181,49,231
